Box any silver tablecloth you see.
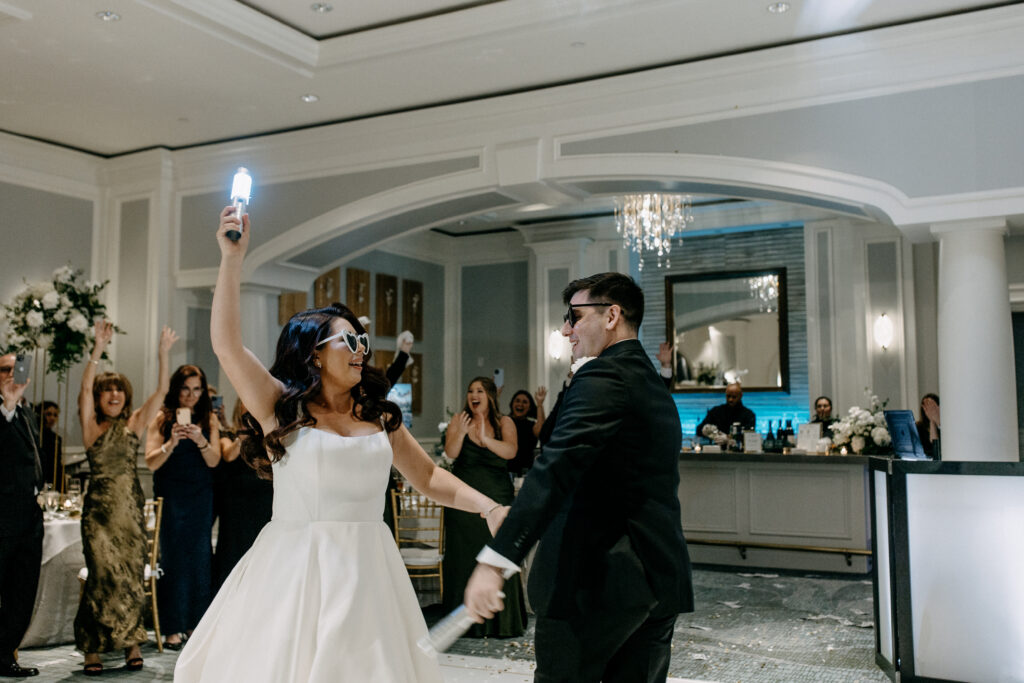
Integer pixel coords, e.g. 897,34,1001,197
21,518,83,648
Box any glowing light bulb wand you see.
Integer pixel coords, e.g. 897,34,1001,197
227,167,252,242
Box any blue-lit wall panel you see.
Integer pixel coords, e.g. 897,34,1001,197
637,226,810,438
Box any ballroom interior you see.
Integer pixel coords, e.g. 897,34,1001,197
3,1,1024,681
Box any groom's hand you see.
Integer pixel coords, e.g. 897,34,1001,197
464,563,506,623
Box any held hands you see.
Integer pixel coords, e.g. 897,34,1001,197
217,205,250,254
484,505,510,536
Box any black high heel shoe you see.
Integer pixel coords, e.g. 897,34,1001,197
124,649,144,671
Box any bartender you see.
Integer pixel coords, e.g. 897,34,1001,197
696,382,756,437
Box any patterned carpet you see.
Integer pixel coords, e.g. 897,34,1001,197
434,567,890,683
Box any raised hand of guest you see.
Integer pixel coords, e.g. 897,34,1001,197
93,319,115,353
657,342,672,370
159,325,179,355
922,397,940,427
534,386,547,406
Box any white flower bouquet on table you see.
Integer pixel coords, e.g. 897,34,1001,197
829,393,892,455
0,265,116,380
434,409,456,471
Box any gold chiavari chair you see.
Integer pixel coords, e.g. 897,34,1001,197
391,488,444,601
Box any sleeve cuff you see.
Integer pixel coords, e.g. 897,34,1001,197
660,366,672,378
476,546,520,578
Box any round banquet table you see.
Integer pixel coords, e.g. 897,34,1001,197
20,516,83,648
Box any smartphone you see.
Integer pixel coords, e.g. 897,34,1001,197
12,354,31,384
493,367,504,389
176,407,192,425
211,395,223,411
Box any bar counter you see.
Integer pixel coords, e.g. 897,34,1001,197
678,451,872,573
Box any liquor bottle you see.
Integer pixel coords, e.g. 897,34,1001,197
784,419,795,446
764,420,776,452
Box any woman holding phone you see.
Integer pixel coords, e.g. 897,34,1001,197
145,365,221,650
76,321,178,675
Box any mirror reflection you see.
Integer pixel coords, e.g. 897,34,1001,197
665,268,788,392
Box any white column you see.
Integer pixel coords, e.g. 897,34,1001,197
931,218,1018,461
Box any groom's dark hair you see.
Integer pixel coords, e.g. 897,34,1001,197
563,272,644,331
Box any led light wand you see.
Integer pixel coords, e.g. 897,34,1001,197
227,167,252,242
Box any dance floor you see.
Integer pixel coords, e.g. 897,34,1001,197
17,567,884,682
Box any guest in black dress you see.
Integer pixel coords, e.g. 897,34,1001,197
35,401,63,487
916,393,941,458
506,387,547,477
212,399,272,592
144,365,221,650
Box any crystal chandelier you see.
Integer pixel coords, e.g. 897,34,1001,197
614,194,693,270
748,274,780,313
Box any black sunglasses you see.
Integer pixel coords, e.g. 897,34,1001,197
563,303,611,326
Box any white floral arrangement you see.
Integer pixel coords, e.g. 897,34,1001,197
434,409,455,471
829,392,892,455
0,265,115,380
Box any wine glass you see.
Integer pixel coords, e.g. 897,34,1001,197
44,490,61,517
66,479,82,510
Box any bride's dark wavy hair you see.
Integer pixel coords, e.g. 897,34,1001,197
240,303,402,478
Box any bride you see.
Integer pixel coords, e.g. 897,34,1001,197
174,207,508,682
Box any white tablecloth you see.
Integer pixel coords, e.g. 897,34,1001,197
21,517,83,648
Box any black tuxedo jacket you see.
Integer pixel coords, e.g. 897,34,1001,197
489,339,693,619
0,403,43,537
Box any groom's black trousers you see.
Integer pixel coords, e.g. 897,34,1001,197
533,607,677,683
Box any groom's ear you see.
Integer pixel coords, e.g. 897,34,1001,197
604,304,622,330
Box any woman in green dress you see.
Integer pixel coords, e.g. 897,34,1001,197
441,376,527,637
75,321,177,675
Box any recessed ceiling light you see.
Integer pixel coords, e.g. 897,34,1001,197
300,94,319,103
311,3,333,12
95,11,120,21
570,41,586,48
766,2,790,13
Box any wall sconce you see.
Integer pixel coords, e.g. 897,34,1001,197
873,313,894,350
547,330,565,360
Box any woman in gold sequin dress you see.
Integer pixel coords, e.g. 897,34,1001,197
75,321,178,676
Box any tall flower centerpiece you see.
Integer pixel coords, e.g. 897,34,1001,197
434,408,456,471
1,265,113,380
829,393,892,455
1,265,116,491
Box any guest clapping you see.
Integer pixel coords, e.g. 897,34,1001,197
145,365,221,650
76,320,178,675
442,377,526,637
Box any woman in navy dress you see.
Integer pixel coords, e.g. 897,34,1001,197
144,365,221,649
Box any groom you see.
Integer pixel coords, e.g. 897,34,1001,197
465,272,693,683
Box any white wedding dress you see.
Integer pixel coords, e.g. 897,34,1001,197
174,427,443,683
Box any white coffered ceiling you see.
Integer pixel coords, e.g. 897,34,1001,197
0,0,1006,157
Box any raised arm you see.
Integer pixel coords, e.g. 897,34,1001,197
532,385,547,438
444,411,471,459
79,320,113,448
391,426,503,531
128,326,178,437
211,206,283,432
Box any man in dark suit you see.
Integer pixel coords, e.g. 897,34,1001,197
465,273,693,683
0,353,43,678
